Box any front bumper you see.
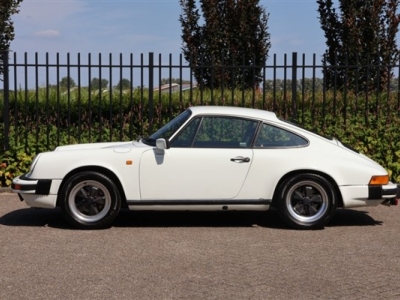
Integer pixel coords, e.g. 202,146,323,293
11,174,59,208
12,174,52,195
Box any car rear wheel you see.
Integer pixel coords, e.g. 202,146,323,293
277,173,336,229
60,171,121,229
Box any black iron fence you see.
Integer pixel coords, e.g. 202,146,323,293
1,51,400,153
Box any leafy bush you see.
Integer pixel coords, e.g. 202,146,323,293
0,146,33,187
1,87,400,186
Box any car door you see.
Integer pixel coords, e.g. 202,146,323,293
139,116,258,200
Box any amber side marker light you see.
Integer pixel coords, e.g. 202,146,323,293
126,160,133,165
13,184,21,190
369,175,389,185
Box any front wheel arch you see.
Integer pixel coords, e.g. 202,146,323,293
59,170,122,229
57,166,127,208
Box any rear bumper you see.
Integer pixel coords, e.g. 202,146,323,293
368,183,400,200
339,183,400,208
379,183,400,206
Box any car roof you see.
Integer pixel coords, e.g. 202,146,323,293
188,106,278,121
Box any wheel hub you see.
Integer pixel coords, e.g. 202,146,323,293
285,180,330,224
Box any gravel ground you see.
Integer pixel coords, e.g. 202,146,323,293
1,192,400,300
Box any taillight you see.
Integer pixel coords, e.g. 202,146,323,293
369,175,389,185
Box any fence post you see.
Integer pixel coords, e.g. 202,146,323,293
291,52,298,122
2,50,10,152
148,52,154,133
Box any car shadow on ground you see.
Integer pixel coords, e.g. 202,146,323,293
0,207,71,229
327,208,383,227
0,207,383,230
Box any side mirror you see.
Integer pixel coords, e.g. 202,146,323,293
156,138,170,150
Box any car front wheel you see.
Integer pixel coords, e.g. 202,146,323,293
60,171,121,229
277,173,337,229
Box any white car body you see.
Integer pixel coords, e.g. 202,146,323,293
12,106,400,229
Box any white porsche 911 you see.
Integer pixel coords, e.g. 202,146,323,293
12,106,400,229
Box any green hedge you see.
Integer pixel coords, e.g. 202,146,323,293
1,88,400,186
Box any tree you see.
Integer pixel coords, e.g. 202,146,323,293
179,0,270,89
0,0,23,78
59,76,76,89
115,78,131,90
317,0,400,91
90,77,108,89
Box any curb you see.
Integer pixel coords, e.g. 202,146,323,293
0,187,12,193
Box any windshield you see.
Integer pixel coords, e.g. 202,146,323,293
142,109,192,146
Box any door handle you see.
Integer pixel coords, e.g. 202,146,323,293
230,156,251,163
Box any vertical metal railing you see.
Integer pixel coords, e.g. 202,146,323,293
2,50,10,152
291,52,298,122
1,51,400,152
148,52,154,133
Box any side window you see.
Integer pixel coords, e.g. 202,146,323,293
192,117,258,148
255,123,308,148
170,118,201,147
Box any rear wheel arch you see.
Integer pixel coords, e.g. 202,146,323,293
57,166,127,208
272,170,343,208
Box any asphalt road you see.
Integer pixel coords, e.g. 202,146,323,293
1,192,400,300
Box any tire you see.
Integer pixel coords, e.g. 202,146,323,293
277,173,337,229
60,171,121,229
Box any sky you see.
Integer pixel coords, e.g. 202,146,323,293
7,0,345,86
11,0,328,64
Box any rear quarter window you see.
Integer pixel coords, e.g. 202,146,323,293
254,123,308,148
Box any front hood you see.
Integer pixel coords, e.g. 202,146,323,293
54,141,135,152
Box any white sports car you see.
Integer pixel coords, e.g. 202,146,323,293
12,106,400,229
